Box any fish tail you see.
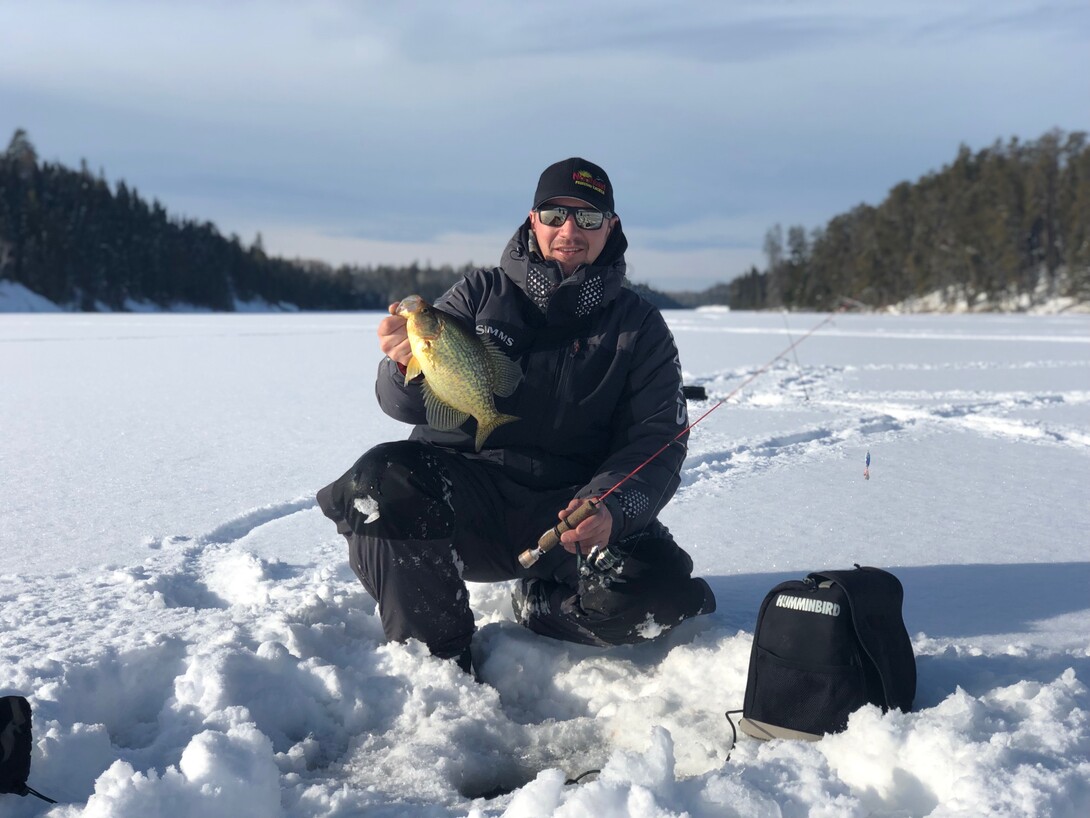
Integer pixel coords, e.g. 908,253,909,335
474,413,519,452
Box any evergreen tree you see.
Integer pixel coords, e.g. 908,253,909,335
763,224,785,307
0,129,436,311
753,129,1089,311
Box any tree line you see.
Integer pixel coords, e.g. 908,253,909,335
4,128,1087,313
0,129,470,310
727,129,1090,310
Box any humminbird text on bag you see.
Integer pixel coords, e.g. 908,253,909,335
741,567,916,742
775,594,841,616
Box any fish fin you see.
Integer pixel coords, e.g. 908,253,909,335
481,336,522,398
474,413,519,452
421,381,470,431
404,356,422,385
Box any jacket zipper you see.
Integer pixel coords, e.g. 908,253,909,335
551,339,582,431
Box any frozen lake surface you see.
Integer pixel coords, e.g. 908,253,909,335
1,310,1088,817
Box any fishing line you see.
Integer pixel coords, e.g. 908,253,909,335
519,309,841,568
599,310,837,504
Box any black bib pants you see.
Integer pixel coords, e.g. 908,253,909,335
317,441,714,660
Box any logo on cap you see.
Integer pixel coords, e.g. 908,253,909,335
573,169,608,197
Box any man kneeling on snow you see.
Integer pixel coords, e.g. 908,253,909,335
317,157,715,675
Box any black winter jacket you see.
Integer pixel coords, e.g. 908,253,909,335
375,220,689,543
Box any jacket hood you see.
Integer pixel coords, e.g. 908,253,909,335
499,219,629,323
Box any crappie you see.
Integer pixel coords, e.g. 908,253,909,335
397,294,521,451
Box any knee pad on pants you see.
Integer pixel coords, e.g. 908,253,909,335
338,441,456,540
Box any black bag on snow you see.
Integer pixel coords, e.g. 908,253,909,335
740,566,915,741
1,695,55,803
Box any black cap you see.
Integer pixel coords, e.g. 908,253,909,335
532,157,614,213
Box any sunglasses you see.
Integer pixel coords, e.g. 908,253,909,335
534,204,613,230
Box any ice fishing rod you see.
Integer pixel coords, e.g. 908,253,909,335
518,309,841,569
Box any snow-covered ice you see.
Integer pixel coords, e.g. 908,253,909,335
1,307,1088,817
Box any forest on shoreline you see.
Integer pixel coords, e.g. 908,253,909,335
2,128,1087,312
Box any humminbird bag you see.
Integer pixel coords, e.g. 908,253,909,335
740,566,915,741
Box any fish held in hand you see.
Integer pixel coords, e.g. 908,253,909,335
396,294,521,451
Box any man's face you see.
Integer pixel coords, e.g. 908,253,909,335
529,196,616,277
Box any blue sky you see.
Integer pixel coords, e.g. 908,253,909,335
2,1,1088,290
